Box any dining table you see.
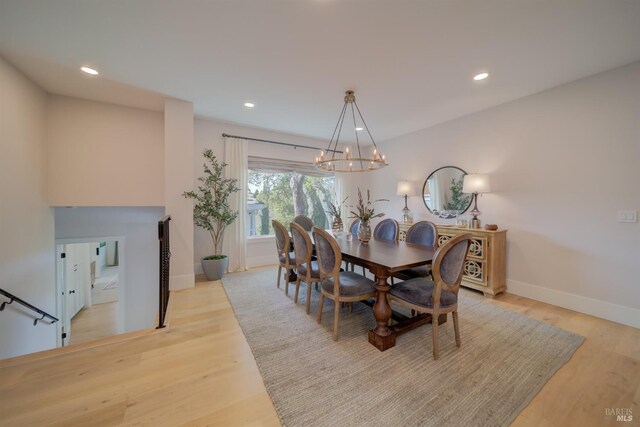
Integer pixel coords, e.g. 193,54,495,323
329,233,439,351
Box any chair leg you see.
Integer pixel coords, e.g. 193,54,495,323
362,266,366,276
349,302,353,313
333,300,340,341
285,271,290,296
294,278,300,303
305,281,313,314
391,277,394,285
453,310,461,347
432,317,440,360
277,265,282,288
317,294,325,323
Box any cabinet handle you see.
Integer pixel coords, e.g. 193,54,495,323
69,290,76,294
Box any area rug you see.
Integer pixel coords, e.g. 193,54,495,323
222,268,584,427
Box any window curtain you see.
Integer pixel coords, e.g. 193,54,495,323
334,172,350,225
224,137,248,272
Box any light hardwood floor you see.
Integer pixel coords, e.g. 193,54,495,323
70,301,119,345
0,273,638,426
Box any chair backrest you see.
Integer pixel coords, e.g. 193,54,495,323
293,215,314,232
373,218,399,242
406,221,438,247
290,222,312,270
349,218,361,236
272,220,290,258
432,233,472,302
312,227,342,280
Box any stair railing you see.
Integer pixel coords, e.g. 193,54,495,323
0,288,59,326
157,215,171,328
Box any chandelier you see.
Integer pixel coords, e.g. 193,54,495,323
314,90,388,172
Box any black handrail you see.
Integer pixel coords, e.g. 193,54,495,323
157,215,171,329
0,288,59,326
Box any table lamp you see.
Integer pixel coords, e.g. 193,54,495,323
462,174,491,228
396,181,417,224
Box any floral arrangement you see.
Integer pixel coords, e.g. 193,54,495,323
326,194,349,220
350,188,387,222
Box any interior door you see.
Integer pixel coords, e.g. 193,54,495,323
58,244,71,346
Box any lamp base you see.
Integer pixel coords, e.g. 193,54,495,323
401,207,413,225
471,218,481,229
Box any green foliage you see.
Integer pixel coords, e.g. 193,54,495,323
443,177,471,211
183,149,240,256
249,171,334,234
350,188,387,222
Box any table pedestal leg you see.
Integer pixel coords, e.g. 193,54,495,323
368,274,396,351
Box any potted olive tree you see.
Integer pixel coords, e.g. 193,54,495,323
183,149,240,281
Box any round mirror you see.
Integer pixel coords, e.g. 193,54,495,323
422,166,472,218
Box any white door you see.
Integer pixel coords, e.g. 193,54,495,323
58,244,71,346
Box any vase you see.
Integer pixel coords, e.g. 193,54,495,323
331,216,344,237
201,255,228,281
358,220,371,244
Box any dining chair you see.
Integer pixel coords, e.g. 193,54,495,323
349,218,361,237
388,233,472,360
290,222,322,314
372,218,400,283
293,215,314,232
373,218,399,242
312,227,376,341
272,220,296,295
346,218,363,273
393,221,438,281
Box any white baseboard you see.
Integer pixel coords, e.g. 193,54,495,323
248,255,277,269
170,273,195,290
507,279,640,329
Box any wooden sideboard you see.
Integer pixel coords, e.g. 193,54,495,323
398,223,507,297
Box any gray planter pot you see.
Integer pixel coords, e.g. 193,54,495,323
201,256,228,281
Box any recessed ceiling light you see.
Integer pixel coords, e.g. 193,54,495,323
80,66,99,75
244,102,255,108
473,72,489,81
355,127,364,131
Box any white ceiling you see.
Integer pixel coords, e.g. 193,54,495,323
2,0,640,142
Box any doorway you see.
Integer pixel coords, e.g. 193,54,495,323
55,237,125,347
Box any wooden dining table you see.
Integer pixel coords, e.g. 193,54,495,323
330,234,438,351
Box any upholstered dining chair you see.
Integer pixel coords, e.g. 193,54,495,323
346,218,363,273
290,222,322,314
313,227,377,341
272,220,296,295
388,233,472,360
293,215,314,232
349,218,361,237
373,218,399,242
393,221,438,281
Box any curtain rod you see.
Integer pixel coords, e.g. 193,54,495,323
222,133,342,154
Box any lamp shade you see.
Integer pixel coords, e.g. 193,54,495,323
396,181,417,196
462,174,491,194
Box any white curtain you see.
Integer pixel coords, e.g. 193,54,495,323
224,137,248,272
334,172,350,224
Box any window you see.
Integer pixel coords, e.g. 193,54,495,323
247,157,335,236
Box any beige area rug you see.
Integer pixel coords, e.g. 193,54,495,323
222,268,584,427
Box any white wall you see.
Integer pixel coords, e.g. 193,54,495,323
47,95,164,206
164,99,195,290
356,61,640,327
193,118,339,272
54,207,164,332
0,57,56,359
